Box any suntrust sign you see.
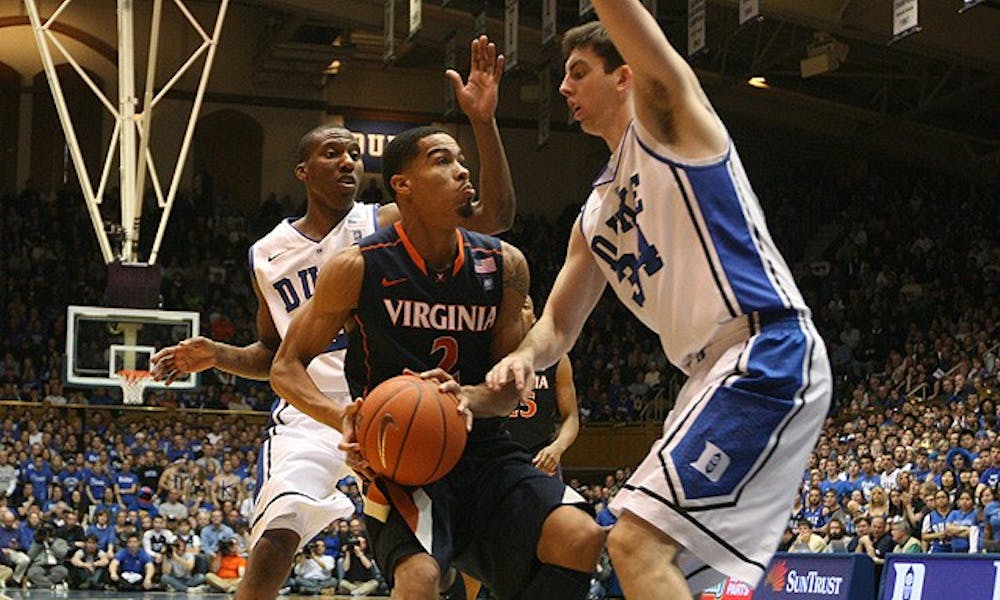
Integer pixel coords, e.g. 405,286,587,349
755,554,873,600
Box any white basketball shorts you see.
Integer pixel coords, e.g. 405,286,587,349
249,397,357,551
609,312,831,590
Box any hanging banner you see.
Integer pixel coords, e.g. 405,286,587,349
687,0,706,56
505,0,519,71
538,62,551,148
474,6,488,37
444,32,457,117
383,0,395,63
891,0,920,42
542,0,557,46
580,0,593,19
642,0,658,16
739,0,760,26
409,0,421,37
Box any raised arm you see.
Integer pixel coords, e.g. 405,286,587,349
270,246,364,431
486,221,606,393
591,0,726,157
152,277,280,383
377,35,514,235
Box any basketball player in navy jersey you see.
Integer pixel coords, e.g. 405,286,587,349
151,36,517,600
487,1,831,596
271,127,605,600
504,296,579,477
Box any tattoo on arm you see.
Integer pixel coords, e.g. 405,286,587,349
504,249,529,298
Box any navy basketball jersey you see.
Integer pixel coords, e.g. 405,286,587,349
345,222,504,398
504,364,560,454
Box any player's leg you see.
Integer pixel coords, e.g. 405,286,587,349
233,528,298,600
390,553,440,600
536,505,605,572
606,510,687,597
520,504,605,599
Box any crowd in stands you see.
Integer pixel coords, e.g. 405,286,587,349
0,166,998,596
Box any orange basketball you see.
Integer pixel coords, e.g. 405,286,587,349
356,374,467,487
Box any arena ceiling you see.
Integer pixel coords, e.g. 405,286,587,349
251,0,1000,178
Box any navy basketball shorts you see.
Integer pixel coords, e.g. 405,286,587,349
367,419,590,599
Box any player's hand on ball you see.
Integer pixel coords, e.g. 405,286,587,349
151,337,216,384
404,368,472,431
339,400,376,483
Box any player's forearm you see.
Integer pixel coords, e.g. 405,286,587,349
211,340,275,380
551,413,580,454
521,316,577,372
470,118,515,234
270,356,345,430
462,381,520,418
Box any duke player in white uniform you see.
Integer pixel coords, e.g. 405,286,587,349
487,2,831,597
151,35,516,600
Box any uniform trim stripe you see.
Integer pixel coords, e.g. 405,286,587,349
394,222,428,274
354,314,373,397
622,483,766,572
668,165,738,318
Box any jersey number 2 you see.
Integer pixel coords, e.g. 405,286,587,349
431,336,459,375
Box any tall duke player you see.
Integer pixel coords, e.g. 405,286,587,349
152,36,516,600
487,1,831,596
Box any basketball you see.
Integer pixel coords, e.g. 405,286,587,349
356,374,467,487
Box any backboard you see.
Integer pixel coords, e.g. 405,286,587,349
66,305,200,389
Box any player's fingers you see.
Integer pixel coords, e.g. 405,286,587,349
456,394,473,432
445,69,464,95
470,37,480,71
493,54,505,82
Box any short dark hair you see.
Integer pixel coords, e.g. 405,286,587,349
296,125,353,164
381,126,448,200
561,21,625,73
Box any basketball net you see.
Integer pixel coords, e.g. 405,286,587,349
116,369,152,405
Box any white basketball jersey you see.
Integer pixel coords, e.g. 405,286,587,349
579,119,808,373
250,203,379,401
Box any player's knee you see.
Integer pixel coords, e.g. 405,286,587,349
608,513,678,567
392,553,440,599
537,507,606,571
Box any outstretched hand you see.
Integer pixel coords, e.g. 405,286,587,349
446,35,505,124
485,352,534,397
150,337,216,384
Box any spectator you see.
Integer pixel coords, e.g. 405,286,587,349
55,510,85,549
200,509,234,556
160,538,205,592
291,540,338,595
142,514,175,569
890,519,922,554
25,525,70,590
336,536,379,597
0,509,29,587
823,518,852,553
158,490,188,521
946,489,980,553
86,510,116,553
789,519,827,553
205,537,245,593
68,534,110,590
109,532,155,591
